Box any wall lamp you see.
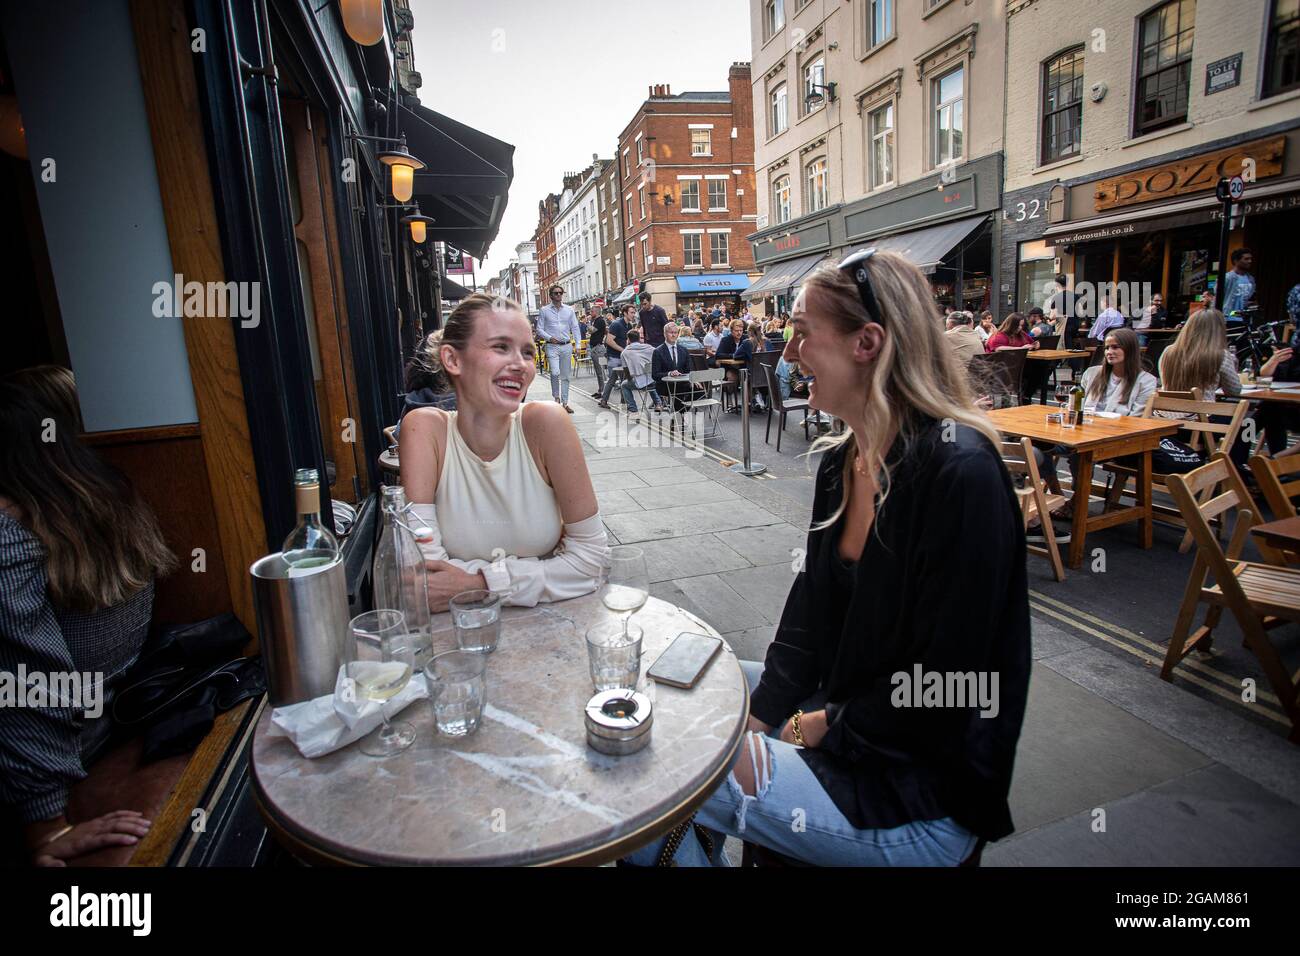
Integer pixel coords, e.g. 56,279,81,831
805,82,837,108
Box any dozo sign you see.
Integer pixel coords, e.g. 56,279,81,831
1093,135,1284,211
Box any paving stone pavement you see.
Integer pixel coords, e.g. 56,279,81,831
530,374,1300,866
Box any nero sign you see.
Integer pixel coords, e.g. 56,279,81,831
890,664,1000,718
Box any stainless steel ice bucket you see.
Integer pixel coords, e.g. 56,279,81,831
251,553,350,706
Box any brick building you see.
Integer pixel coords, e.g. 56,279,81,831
615,63,759,315
533,192,560,306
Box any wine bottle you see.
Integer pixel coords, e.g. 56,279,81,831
1069,382,1086,426
282,468,340,575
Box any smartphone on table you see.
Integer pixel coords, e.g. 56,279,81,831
647,632,723,689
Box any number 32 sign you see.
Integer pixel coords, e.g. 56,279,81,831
1009,199,1042,222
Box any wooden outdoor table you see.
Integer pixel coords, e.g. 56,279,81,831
987,405,1181,569
250,592,748,866
1249,516,1300,563
1239,386,1300,405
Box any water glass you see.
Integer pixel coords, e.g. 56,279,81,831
586,620,644,692
450,589,503,653
425,650,487,737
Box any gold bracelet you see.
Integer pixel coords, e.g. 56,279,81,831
36,823,74,848
791,709,806,747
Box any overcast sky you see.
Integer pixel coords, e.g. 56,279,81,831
409,0,752,283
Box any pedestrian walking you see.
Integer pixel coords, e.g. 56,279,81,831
537,284,581,413
588,310,609,398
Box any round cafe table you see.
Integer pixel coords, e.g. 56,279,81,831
250,592,749,866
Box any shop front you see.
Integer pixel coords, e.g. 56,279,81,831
746,212,840,318
1029,129,1300,325
674,273,752,317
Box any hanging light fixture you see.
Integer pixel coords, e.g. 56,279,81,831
401,213,435,243
379,138,425,202
340,0,385,46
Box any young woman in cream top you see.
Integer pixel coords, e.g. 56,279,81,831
400,294,609,611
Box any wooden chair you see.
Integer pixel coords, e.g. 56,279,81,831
1165,455,1300,744
1001,437,1066,581
1102,389,1248,553
1249,452,1300,520
969,349,1027,408
760,362,811,453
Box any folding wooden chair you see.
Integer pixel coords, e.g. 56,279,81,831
1102,388,1248,553
1165,454,1300,744
1001,438,1066,581
1249,452,1300,520
969,349,1027,408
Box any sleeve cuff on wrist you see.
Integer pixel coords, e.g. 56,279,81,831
481,562,511,594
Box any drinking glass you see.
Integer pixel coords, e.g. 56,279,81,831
425,650,487,737
450,589,503,653
603,546,649,636
1053,383,1071,409
586,620,644,692
347,609,416,757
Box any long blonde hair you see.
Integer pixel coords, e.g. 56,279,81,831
1160,308,1226,392
800,252,1003,530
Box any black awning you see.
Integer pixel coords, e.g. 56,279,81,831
441,276,471,301
393,97,515,260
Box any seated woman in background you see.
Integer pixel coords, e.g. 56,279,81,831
985,313,1039,353
400,294,610,611
624,250,1030,866
1155,308,1248,467
394,335,458,442
0,372,174,865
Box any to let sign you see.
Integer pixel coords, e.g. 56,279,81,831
1093,135,1284,211
1205,53,1242,95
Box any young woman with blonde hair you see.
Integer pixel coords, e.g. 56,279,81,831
400,293,609,611
624,250,1030,866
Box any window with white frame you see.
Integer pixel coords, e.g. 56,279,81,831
931,65,964,167
764,0,785,38
1264,0,1300,97
770,84,788,136
707,179,727,210
683,233,702,267
1135,0,1196,134
680,180,701,211
710,232,729,266
691,129,712,155
869,0,893,47
628,242,636,276
636,136,644,162
641,236,650,269
802,56,825,115
638,186,646,220
868,101,894,189
626,197,632,228
805,157,828,213
772,175,791,225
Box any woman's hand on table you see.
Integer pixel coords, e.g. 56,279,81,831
779,709,828,748
424,560,488,612
1262,348,1292,377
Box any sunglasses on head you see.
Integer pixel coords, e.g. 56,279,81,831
836,248,883,327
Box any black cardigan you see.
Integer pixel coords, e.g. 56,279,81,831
750,417,1031,841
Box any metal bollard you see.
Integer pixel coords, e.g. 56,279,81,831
728,369,767,477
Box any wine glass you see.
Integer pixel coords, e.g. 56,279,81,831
1053,382,1070,412
347,609,416,757
603,546,649,637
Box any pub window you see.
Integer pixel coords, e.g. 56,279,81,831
868,101,895,189
805,156,828,213
1263,0,1300,97
681,180,701,211
869,0,894,48
772,174,792,224
691,129,712,155
1042,48,1084,164
931,65,964,167
1135,0,1196,136
771,84,788,136
683,233,702,267
710,232,730,266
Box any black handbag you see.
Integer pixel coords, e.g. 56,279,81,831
1151,436,1205,474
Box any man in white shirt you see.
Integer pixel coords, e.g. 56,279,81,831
536,285,581,413
1089,298,1126,342
702,319,723,356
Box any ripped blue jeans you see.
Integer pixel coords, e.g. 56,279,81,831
623,661,979,867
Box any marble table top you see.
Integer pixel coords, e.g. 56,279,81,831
251,592,749,866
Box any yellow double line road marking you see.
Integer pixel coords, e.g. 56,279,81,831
1029,589,1290,728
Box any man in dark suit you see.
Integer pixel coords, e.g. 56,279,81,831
651,322,695,412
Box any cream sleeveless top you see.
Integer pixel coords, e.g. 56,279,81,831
434,410,564,562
